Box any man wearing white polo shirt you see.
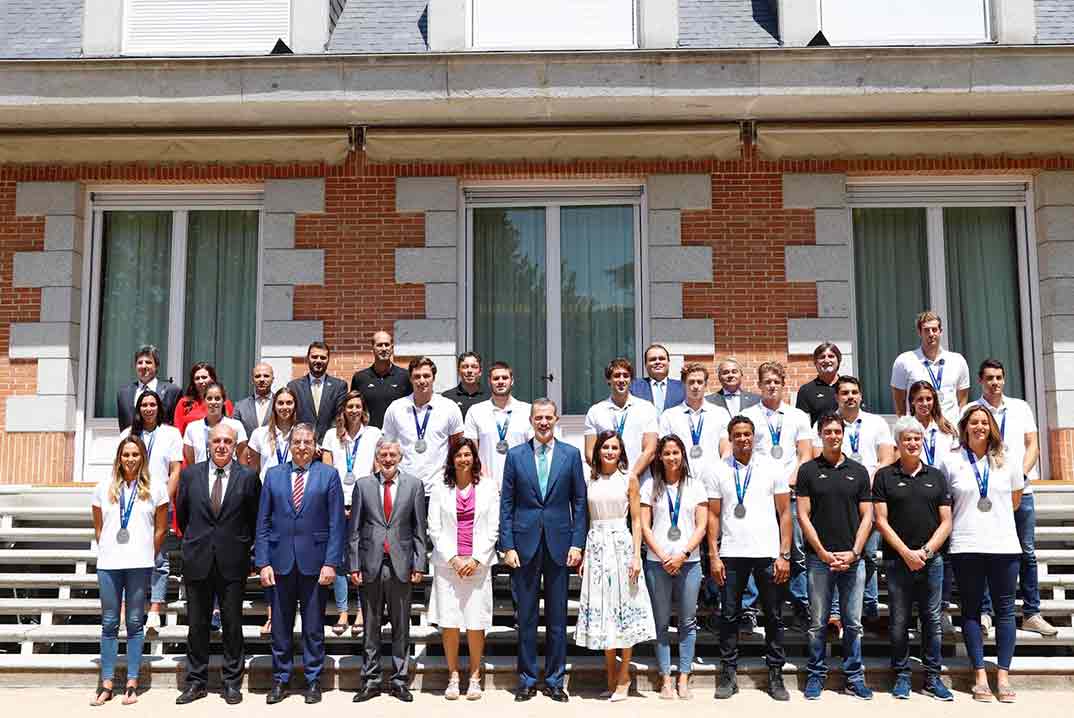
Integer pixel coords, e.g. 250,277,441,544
464,361,532,488
381,357,464,498
742,361,814,625
659,362,731,464
967,358,1057,637
890,311,970,426
584,358,658,482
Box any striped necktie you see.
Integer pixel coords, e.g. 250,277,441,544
292,466,307,511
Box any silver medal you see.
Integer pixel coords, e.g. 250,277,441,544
977,496,993,512
414,439,427,453
771,445,784,460
734,504,747,519
343,472,356,486
666,526,682,541
689,444,702,459
850,451,862,461
496,440,509,454
116,528,130,544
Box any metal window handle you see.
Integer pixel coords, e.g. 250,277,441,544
539,373,555,383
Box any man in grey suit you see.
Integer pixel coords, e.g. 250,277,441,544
706,358,762,417
348,439,428,703
232,362,275,437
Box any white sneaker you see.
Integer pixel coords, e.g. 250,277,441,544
1023,613,1059,636
980,614,993,635
144,612,161,631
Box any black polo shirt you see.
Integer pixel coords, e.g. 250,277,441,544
796,454,871,553
795,376,840,426
442,383,489,419
872,461,951,560
351,364,412,429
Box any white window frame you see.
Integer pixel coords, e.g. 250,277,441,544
845,176,1047,478
460,182,648,423
121,0,293,56
466,0,639,51
73,186,265,482
819,0,993,46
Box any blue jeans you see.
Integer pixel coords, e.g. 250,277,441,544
829,530,880,619
951,554,1019,670
333,574,349,612
645,559,701,676
886,556,944,679
98,567,152,683
979,494,1040,617
148,549,169,604
788,499,809,614
806,555,865,682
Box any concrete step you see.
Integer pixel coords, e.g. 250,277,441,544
0,550,95,565
0,507,92,523
0,527,95,543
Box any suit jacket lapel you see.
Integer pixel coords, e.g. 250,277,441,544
370,474,387,524
544,444,568,499
388,474,410,527
216,460,242,516
525,440,544,504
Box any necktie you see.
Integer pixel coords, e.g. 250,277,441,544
653,380,666,412
134,384,147,406
292,466,307,511
537,444,550,496
211,467,224,516
311,379,323,417
383,477,394,553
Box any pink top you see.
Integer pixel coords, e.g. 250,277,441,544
456,484,475,557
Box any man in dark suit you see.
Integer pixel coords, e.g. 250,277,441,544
706,358,761,417
116,345,181,431
629,343,686,416
287,342,348,443
500,399,587,702
175,423,261,706
255,423,346,705
232,361,275,437
349,439,428,703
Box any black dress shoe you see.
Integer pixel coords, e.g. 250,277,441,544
222,684,243,705
266,683,288,705
175,685,207,705
390,684,414,702
542,686,569,702
515,686,537,702
353,684,381,703
305,681,322,704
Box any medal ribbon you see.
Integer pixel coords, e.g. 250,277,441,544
732,458,753,507
613,407,629,436
665,484,683,531
496,409,513,442
979,399,1008,442
141,430,156,461
412,405,432,441
923,427,937,466
847,418,862,455
119,482,138,532
923,357,945,391
965,448,990,499
345,431,361,474
275,430,292,466
764,407,783,451
686,408,704,448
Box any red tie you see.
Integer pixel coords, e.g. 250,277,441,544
292,467,306,511
383,477,394,553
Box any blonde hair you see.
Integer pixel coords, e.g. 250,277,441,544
958,406,1006,469
916,310,943,331
109,436,153,504
757,361,786,385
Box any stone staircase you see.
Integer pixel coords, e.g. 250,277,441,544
1,484,1073,691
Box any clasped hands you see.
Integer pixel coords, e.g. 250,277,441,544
821,549,857,572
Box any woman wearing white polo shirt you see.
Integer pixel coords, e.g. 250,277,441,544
321,390,380,635
182,383,247,465
941,405,1022,703
90,436,169,706
908,381,959,467
119,390,182,631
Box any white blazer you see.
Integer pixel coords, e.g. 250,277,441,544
427,479,500,568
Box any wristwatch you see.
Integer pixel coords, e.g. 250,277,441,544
922,546,934,560
780,551,792,561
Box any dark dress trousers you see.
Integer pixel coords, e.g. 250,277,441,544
287,374,348,443
176,460,261,689
116,379,182,431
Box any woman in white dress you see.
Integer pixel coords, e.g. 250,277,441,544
320,390,381,635
427,438,499,700
576,430,655,701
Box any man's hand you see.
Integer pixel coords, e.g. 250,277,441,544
503,549,521,569
774,557,790,584
902,549,926,572
709,556,726,586
350,571,363,586
566,548,583,568
410,571,423,584
259,566,276,588
318,565,336,586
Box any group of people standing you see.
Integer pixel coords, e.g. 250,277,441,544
89,313,1050,706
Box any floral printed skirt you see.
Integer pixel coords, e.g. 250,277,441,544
575,519,657,650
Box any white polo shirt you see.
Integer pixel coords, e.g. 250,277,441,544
119,425,182,490
741,402,814,482
584,394,659,481
918,418,960,469
247,425,293,481
92,479,170,570
183,417,247,464
382,393,464,496
464,396,533,488
941,450,1024,554
963,396,1039,491
659,401,730,465
321,425,382,505
890,347,971,426
812,410,893,477
709,454,790,559
640,477,709,563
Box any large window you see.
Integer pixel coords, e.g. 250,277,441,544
467,0,637,51
466,188,642,415
123,0,291,55
820,0,991,45
851,189,1032,415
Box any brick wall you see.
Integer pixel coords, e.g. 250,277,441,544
1,150,1072,482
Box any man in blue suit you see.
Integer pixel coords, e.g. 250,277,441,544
629,343,685,416
255,423,346,705
500,398,587,702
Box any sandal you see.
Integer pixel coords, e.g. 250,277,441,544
260,619,272,636
122,685,139,705
677,680,692,700
659,677,676,700
972,683,994,702
997,685,1017,703
332,620,348,636
90,687,114,707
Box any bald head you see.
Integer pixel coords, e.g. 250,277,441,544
252,361,274,397
209,423,238,467
372,331,394,364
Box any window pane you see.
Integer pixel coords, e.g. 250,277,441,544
853,208,929,414
820,0,990,45
472,208,548,403
470,0,636,50
124,0,291,55
943,207,1024,399
560,205,636,416
94,212,172,418
183,211,259,401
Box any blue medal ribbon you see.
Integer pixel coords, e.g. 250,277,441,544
344,431,361,475
613,407,629,436
119,482,138,532
141,430,156,461
665,483,683,530
764,408,783,449
923,427,937,466
496,410,513,442
923,357,946,392
965,448,990,499
978,399,1008,442
275,431,291,466
732,458,753,506
847,418,862,455
412,405,432,441
686,408,704,448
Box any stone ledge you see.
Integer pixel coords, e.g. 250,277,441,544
650,283,683,318
263,179,325,214
396,178,458,213
649,246,712,283
13,251,81,289
815,208,851,245
394,319,458,356
425,211,458,247
263,249,324,286
262,213,296,250
261,320,323,358
1035,171,1074,209
1041,278,1074,316
395,247,457,284
15,182,82,217
5,396,76,432
647,174,712,210
1038,241,1074,280
424,284,458,320
648,210,681,246
39,287,81,324
36,359,78,397
43,215,85,253
9,322,80,360
785,245,851,283
816,281,851,318
261,286,294,322
782,173,847,209
787,317,852,356
651,318,714,356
